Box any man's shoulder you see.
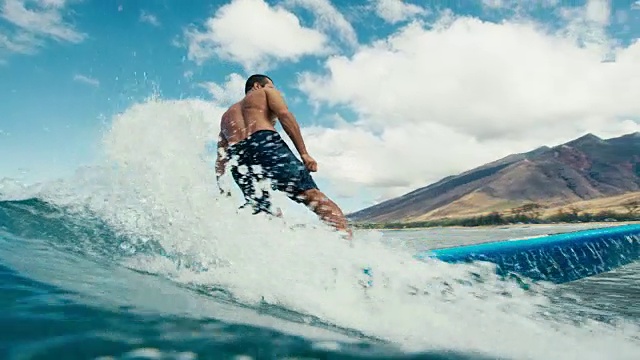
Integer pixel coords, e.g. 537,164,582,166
262,87,281,96
242,90,271,106
224,101,242,112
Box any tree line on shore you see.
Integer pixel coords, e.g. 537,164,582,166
353,200,640,229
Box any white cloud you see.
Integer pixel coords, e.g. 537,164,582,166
0,0,84,57
183,0,329,71
480,1,614,48
584,0,611,24
557,0,612,48
139,10,160,27
295,11,640,199
633,1,640,10
0,31,39,54
38,0,66,7
372,0,426,24
73,74,99,87
479,0,568,16
198,73,245,106
481,0,504,9
299,122,515,197
1,0,84,42
284,0,358,47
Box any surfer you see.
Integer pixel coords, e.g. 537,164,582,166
215,74,352,239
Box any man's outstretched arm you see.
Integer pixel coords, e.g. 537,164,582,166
264,87,309,157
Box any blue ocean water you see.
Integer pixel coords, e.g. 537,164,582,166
1,100,639,359
1,196,639,360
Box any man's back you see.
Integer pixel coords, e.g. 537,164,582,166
220,88,277,145
215,74,352,239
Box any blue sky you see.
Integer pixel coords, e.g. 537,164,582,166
1,0,640,212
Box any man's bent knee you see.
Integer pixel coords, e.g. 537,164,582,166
299,188,326,207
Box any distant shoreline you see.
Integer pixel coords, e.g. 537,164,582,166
350,205,640,230
352,220,640,231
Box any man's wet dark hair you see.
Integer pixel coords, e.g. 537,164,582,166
244,74,273,94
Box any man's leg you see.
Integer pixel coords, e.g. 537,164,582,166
230,162,275,215
298,189,352,239
246,130,351,235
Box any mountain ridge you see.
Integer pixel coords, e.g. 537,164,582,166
348,132,640,223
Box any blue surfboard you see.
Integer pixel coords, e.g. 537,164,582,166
413,224,640,284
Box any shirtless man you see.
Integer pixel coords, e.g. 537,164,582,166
215,74,352,239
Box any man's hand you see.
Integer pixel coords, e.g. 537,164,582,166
301,154,317,172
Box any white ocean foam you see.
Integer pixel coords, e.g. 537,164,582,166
22,97,640,360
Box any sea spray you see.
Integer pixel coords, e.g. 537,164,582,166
11,96,639,360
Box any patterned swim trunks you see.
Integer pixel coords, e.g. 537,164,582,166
226,130,318,215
